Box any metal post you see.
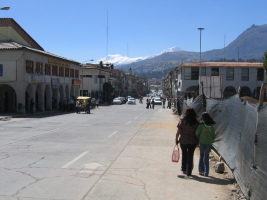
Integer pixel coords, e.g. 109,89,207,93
81,67,83,96
198,27,204,95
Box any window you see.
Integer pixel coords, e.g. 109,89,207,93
241,68,249,81
211,67,219,76
70,69,74,77
226,68,234,80
45,64,51,75
52,65,58,76
59,67,64,77
26,60,34,73
35,62,43,74
65,68,69,77
75,70,79,78
184,67,199,80
257,68,264,81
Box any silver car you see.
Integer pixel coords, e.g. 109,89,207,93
127,98,136,105
113,98,122,105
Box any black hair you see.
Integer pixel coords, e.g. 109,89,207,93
201,112,216,125
183,108,199,126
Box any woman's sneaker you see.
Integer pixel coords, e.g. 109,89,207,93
199,172,204,176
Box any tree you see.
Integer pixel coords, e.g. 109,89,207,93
262,52,267,82
103,82,114,102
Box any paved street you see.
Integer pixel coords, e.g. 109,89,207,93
0,100,234,200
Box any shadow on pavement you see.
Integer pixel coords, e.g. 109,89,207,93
177,174,234,185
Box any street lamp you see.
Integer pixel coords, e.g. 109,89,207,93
198,27,204,77
80,59,94,96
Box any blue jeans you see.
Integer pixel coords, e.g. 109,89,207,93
198,144,212,176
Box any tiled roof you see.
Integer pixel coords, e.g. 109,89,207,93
0,18,44,51
0,41,80,64
179,62,263,68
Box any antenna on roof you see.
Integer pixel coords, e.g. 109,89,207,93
106,10,109,56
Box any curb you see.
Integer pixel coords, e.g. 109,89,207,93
0,110,60,120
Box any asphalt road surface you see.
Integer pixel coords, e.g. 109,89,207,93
0,100,234,200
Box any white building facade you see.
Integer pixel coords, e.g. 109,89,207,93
175,62,266,98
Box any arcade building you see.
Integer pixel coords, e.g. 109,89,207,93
0,18,81,114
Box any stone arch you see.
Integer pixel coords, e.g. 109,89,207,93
70,85,75,98
65,85,70,100
224,86,237,98
52,89,59,110
36,84,44,112
26,84,35,112
59,85,64,101
0,84,17,112
239,86,251,97
44,85,52,111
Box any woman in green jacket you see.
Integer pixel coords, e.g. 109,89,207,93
195,112,216,177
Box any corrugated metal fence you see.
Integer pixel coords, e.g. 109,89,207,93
177,94,267,200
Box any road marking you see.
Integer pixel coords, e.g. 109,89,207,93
125,121,131,125
62,151,89,168
43,128,60,134
108,131,118,138
135,117,138,119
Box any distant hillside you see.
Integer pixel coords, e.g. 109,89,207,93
118,24,267,78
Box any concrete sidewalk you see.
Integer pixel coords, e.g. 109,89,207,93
0,110,60,120
84,107,236,200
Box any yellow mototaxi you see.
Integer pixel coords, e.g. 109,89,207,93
76,96,91,114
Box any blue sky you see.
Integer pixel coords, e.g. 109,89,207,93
2,0,267,63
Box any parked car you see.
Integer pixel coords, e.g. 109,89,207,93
119,97,127,104
127,98,136,105
113,98,122,105
154,97,162,105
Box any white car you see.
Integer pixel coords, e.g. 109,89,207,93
127,98,136,105
113,98,122,105
154,97,162,105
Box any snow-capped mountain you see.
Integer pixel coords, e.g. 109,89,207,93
160,46,183,54
99,46,182,66
99,54,151,66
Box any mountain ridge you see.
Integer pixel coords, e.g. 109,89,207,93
112,24,267,78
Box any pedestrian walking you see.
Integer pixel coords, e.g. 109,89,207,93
162,98,166,108
96,98,100,108
196,112,216,177
175,108,199,176
151,98,155,109
167,98,172,109
146,98,150,109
